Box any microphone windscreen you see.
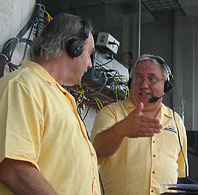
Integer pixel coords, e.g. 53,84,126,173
149,97,159,103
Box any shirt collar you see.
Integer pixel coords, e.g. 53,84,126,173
158,103,173,119
21,60,68,94
22,60,57,85
123,97,136,112
123,96,173,119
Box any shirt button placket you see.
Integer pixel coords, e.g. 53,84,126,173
151,138,156,194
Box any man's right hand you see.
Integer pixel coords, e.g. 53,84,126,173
117,102,161,138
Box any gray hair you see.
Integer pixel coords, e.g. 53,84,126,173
30,12,93,60
130,54,169,80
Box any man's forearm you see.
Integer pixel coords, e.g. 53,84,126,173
93,121,126,158
0,158,57,195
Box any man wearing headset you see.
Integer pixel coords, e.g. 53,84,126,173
91,54,188,195
0,13,101,194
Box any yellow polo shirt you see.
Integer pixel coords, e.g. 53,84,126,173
91,97,188,195
0,60,101,195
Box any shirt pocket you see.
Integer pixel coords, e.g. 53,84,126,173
162,130,180,159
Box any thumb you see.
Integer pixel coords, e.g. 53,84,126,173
133,102,144,114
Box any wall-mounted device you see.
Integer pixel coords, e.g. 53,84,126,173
96,32,120,54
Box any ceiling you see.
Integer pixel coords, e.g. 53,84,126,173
42,0,198,20
41,0,198,35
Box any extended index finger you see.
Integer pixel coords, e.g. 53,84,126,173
139,115,162,129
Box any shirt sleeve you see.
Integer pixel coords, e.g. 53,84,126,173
90,104,119,141
90,104,120,164
1,81,43,170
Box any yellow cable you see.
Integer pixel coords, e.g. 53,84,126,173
44,10,53,21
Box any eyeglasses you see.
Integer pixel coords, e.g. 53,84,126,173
132,76,164,86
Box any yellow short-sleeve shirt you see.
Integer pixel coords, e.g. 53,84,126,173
91,97,188,195
0,60,101,195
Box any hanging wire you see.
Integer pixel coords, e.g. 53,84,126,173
0,0,45,78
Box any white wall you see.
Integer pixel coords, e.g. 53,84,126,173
0,0,36,75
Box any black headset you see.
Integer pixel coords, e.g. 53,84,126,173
66,21,90,58
149,56,175,94
128,55,175,94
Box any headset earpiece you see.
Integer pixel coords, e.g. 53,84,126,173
128,77,131,89
162,61,175,93
66,21,89,58
164,79,174,93
66,39,84,57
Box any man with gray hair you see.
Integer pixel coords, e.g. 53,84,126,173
0,12,101,194
91,54,188,195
